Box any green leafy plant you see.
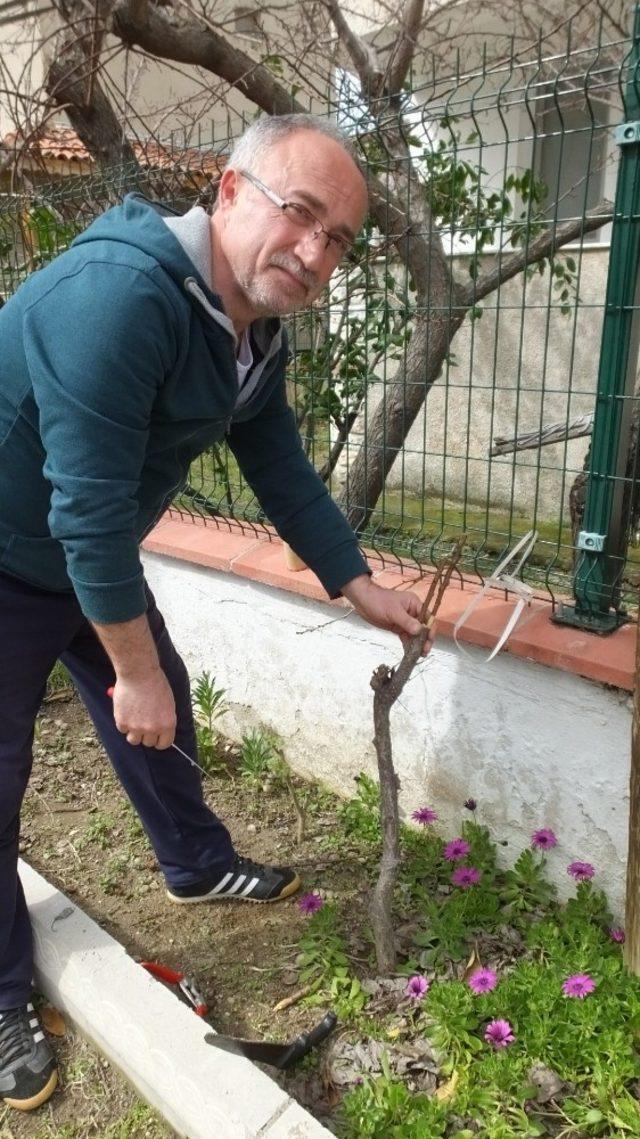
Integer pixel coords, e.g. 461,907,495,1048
337,1066,449,1138
339,772,382,846
501,847,558,917
238,727,286,790
79,810,116,850
297,902,368,1019
191,671,227,775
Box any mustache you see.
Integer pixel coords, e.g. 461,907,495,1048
269,252,318,291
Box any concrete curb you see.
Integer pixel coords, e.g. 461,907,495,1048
20,860,334,1138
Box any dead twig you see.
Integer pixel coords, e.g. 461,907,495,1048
272,983,314,1012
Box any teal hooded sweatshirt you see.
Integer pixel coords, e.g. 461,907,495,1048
0,193,368,622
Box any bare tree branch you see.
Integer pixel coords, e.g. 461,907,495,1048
324,0,384,93
112,0,305,115
386,0,425,96
465,200,613,306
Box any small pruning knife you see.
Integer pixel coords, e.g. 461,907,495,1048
204,1011,338,1070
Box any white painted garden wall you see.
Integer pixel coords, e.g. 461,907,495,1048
142,550,632,919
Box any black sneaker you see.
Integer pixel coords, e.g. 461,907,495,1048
0,1003,58,1111
167,855,301,903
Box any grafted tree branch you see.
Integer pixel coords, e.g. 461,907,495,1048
369,537,465,973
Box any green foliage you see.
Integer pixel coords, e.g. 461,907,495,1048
460,820,499,874
501,847,558,917
337,1068,449,1138
412,882,502,969
293,790,639,1137
46,659,73,697
296,902,368,1019
238,727,288,791
191,670,227,775
338,771,381,846
289,265,413,469
79,810,115,850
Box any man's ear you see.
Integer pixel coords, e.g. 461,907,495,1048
217,167,240,214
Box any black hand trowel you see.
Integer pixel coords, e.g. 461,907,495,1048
204,1010,337,1069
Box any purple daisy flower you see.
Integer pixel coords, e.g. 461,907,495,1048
444,837,471,862
562,973,596,999
609,928,625,943
452,865,481,889
411,806,438,826
484,1019,515,1048
531,828,558,850
298,891,323,915
405,974,430,1000
464,798,477,811
468,968,498,995
567,861,595,881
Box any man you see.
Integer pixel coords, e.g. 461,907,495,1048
0,113,427,1110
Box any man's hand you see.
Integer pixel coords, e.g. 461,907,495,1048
341,574,431,653
110,669,177,749
93,614,177,748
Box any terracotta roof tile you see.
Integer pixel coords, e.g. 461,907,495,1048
0,123,225,175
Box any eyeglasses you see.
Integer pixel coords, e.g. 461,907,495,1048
239,169,355,262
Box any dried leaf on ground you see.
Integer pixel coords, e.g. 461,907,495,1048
40,1004,67,1037
325,1034,440,1094
528,1062,564,1103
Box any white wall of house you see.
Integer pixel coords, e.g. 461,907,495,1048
142,550,631,919
0,19,45,138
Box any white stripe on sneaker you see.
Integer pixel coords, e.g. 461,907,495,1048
29,1018,39,1029
210,872,234,895
239,876,260,897
223,875,247,896
33,1030,45,1042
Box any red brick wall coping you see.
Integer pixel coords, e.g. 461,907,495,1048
142,514,636,694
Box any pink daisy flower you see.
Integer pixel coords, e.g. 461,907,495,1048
298,891,323,915
405,974,430,1000
468,968,498,995
531,828,558,850
444,837,471,862
609,928,625,944
567,861,595,881
562,973,596,999
484,1019,515,1048
452,865,481,889
411,806,438,826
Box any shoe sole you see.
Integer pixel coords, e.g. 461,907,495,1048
166,872,301,905
3,1067,58,1111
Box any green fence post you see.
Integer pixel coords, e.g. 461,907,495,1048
556,5,640,632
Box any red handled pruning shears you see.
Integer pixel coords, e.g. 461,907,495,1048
140,960,208,1017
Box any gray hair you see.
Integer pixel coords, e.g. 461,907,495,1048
226,113,358,175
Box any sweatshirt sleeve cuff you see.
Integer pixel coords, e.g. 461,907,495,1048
311,542,371,599
70,571,147,623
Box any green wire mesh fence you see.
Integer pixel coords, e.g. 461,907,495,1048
1,16,637,624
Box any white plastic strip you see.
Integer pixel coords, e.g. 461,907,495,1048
453,530,538,663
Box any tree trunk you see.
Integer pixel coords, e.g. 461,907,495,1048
344,307,466,531
46,40,139,172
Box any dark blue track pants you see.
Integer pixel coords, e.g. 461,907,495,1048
0,570,234,1010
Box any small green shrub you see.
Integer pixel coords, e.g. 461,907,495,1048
191,671,227,775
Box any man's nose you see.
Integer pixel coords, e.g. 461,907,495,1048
292,228,327,274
